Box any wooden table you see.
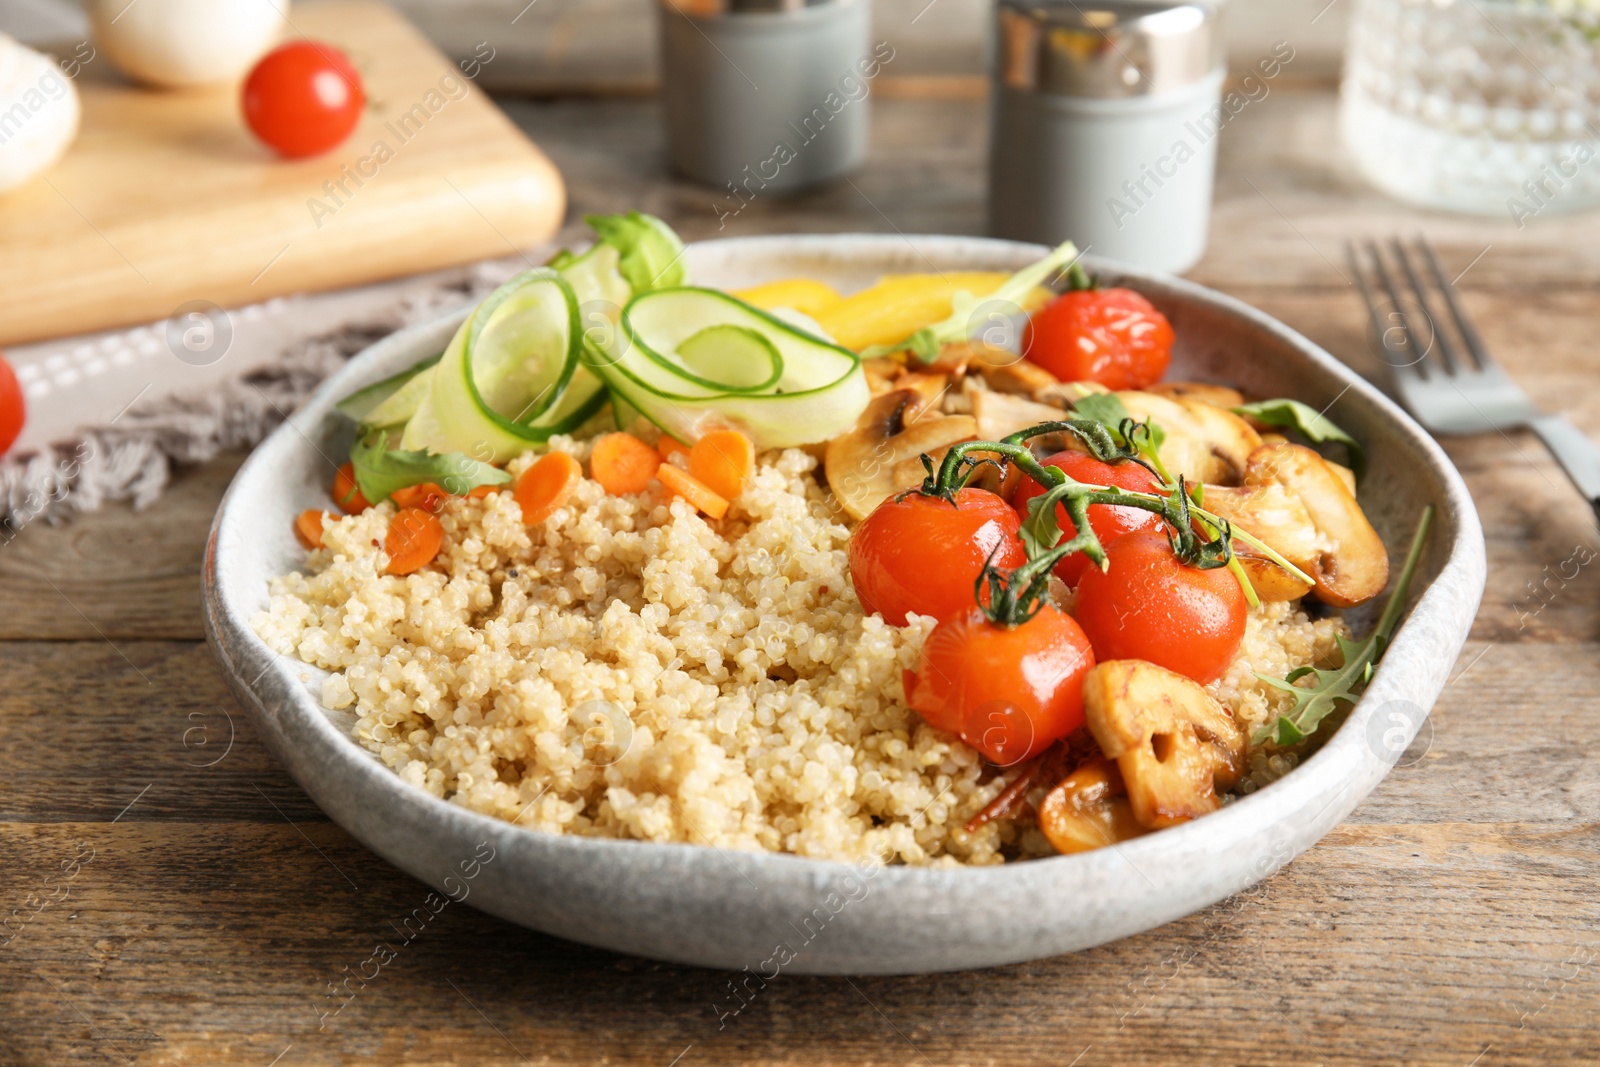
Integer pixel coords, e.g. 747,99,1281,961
4,83,1598,1067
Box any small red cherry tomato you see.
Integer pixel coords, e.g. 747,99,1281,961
1073,529,1247,685
903,606,1096,765
1011,451,1164,587
1022,288,1174,390
850,488,1026,626
243,41,364,159
0,354,25,457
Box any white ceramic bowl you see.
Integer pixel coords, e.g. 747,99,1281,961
203,235,1485,974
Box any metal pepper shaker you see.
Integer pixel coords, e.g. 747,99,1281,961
987,1,1225,274
657,0,876,197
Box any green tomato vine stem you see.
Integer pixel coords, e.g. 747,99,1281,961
927,432,1315,590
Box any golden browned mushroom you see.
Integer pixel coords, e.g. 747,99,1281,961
1116,391,1262,485
1035,379,1110,407
1037,757,1147,854
1244,442,1388,607
823,389,977,521
1083,659,1246,830
862,357,903,397
894,370,951,410
1146,381,1247,409
970,388,1072,442
1202,482,1328,579
1326,460,1358,496
976,358,1061,397
1234,548,1316,602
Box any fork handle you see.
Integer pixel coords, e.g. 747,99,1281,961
1529,414,1600,524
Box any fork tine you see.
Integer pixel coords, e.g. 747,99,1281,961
1364,239,1430,380
1418,235,1495,372
1391,238,1464,375
1347,241,1422,386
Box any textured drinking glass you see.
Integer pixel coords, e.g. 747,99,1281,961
1340,0,1600,220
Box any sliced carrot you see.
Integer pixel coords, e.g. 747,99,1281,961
689,429,755,502
391,482,448,513
513,451,582,524
331,462,370,514
294,509,330,550
590,432,660,495
385,507,444,575
658,436,690,464
467,483,498,499
657,463,729,520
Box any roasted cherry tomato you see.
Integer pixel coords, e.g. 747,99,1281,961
903,606,1096,765
1073,529,1247,685
242,41,364,159
1022,287,1174,390
1011,451,1164,587
0,354,24,458
850,488,1026,626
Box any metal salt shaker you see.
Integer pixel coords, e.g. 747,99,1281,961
987,1,1225,274
657,0,875,197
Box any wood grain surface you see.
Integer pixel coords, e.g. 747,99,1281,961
4,84,1600,1066
0,1,565,346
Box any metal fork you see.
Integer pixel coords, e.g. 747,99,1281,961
1349,235,1600,521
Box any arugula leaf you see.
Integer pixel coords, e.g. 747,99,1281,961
1252,506,1434,746
1069,392,1132,432
1233,398,1366,482
349,432,511,505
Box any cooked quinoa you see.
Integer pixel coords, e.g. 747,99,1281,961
254,441,1344,866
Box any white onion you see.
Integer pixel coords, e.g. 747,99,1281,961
88,0,286,89
0,35,80,194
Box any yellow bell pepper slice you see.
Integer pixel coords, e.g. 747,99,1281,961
813,271,1053,352
731,278,845,319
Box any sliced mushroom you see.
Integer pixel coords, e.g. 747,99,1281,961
1083,659,1246,830
1035,379,1110,407
1244,443,1388,607
1202,482,1329,578
1327,459,1358,496
1117,392,1262,485
971,388,1071,443
862,357,903,397
1146,381,1247,409
824,389,977,521
1037,757,1147,854
923,339,1018,376
1234,547,1315,602
895,370,951,410
977,358,1061,398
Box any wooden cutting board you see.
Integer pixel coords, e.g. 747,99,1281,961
0,0,565,346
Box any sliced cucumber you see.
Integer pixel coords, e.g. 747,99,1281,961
588,287,868,446
675,324,783,392
400,268,584,462
335,354,440,425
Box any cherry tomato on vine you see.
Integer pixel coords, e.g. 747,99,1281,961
0,354,24,457
903,606,1095,764
243,41,364,159
1073,529,1247,684
1011,451,1164,587
850,488,1026,626
1022,287,1174,390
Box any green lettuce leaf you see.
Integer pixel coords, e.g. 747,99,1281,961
584,212,686,293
